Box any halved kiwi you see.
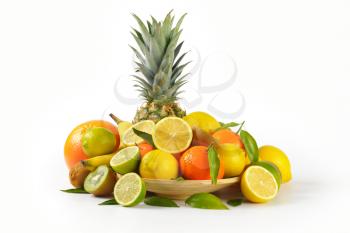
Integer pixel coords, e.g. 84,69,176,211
83,165,116,196
69,162,90,188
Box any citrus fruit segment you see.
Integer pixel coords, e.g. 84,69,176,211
183,112,220,133
259,145,292,183
153,117,193,154
83,165,116,196
252,161,282,189
241,165,279,203
110,146,140,174
122,120,155,146
113,173,146,207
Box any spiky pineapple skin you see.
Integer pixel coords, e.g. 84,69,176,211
133,102,186,123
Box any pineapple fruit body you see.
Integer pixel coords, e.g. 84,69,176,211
133,102,186,123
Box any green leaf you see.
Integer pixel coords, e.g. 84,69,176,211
227,198,243,207
174,177,184,181
235,121,245,134
98,199,119,205
214,121,241,132
132,128,155,147
208,145,220,184
185,193,228,210
240,130,259,162
144,196,179,207
60,188,88,194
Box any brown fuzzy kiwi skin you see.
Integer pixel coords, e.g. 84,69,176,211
89,168,117,197
69,162,91,188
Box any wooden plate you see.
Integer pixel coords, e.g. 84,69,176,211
143,177,240,200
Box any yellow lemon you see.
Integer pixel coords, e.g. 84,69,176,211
259,145,292,183
241,165,279,203
217,143,245,177
153,117,192,154
139,150,178,179
183,112,220,134
122,120,155,146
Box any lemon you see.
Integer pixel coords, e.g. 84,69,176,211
241,165,279,203
114,173,146,207
139,149,178,179
110,146,140,174
153,117,192,154
122,120,155,146
183,112,220,133
259,145,292,183
217,143,245,178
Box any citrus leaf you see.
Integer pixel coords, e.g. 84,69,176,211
60,188,88,194
208,145,220,184
144,196,179,207
240,130,259,162
235,121,245,134
132,128,155,147
174,177,184,181
227,198,243,207
214,121,241,132
185,193,228,210
98,199,119,205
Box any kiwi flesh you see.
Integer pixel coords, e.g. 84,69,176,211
84,165,116,196
69,162,90,188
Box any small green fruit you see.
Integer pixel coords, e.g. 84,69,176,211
84,165,116,196
82,127,116,157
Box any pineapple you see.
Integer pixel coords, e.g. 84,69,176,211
130,12,189,123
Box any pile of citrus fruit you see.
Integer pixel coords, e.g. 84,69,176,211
63,111,292,209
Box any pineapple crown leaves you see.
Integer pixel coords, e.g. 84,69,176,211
130,11,190,103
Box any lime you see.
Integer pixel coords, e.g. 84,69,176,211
122,120,155,146
241,165,279,203
82,127,116,157
153,117,193,154
110,146,140,174
113,173,146,207
183,112,220,133
259,145,292,183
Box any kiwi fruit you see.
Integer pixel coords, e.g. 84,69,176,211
69,162,90,188
83,165,116,196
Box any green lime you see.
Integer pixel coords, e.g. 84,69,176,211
113,173,146,207
110,146,140,174
82,127,116,157
251,161,282,189
185,193,228,210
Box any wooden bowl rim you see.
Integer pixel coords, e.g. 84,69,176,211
143,177,239,184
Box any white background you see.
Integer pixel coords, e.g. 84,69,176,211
1,0,350,232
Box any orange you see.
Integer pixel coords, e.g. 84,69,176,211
64,120,119,169
212,129,244,149
138,142,154,158
179,146,224,180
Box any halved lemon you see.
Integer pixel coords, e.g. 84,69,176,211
122,120,155,146
153,117,193,154
241,165,279,203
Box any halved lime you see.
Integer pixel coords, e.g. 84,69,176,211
110,146,140,174
113,173,146,207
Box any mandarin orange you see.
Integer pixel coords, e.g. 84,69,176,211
179,146,224,180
